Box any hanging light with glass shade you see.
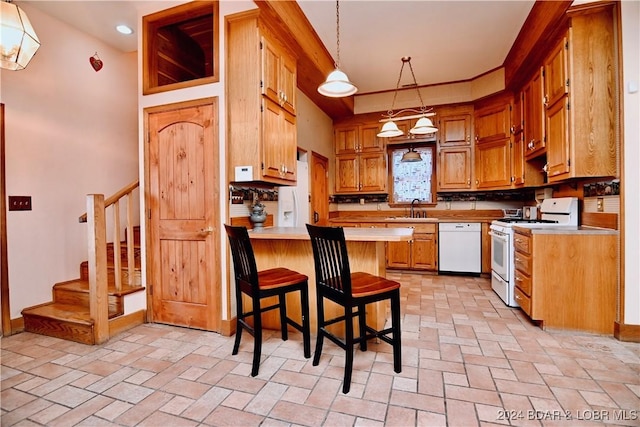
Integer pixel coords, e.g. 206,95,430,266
1,0,40,70
377,57,437,139
317,0,357,98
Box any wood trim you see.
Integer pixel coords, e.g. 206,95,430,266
1,103,10,336
614,322,640,343
219,317,236,337
10,316,24,333
582,212,618,230
109,310,146,337
503,1,573,89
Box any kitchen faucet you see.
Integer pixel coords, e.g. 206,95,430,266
410,199,421,218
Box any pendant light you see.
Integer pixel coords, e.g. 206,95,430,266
1,0,40,70
317,0,357,98
401,147,422,162
377,57,437,138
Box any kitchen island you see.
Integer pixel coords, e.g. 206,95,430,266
245,226,413,335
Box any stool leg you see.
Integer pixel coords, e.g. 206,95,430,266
357,303,367,351
278,293,288,341
391,290,402,373
251,296,262,377
343,304,354,394
312,293,325,366
232,291,244,356
301,283,311,359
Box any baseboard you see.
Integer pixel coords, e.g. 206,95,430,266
10,316,24,334
614,321,640,342
109,310,146,337
220,317,236,337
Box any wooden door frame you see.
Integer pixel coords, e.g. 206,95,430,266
143,97,221,330
310,151,329,225
1,103,11,336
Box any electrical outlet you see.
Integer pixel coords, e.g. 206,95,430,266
8,196,32,211
597,197,604,212
446,201,451,210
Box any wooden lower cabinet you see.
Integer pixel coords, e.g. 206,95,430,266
513,228,617,334
386,223,438,271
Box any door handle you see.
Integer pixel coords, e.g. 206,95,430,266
313,211,319,223
199,226,214,235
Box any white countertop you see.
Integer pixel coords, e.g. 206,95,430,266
248,226,413,242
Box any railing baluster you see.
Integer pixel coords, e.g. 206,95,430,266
126,192,135,286
113,200,122,291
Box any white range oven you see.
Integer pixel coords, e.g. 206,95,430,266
489,197,579,307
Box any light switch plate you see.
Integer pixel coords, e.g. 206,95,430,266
8,196,32,211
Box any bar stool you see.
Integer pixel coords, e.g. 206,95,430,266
224,224,311,376
306,224,402,394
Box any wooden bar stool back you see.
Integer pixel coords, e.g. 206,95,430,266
224,224,311,376
306,224,402,394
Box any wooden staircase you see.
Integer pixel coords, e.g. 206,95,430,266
21,181,146,345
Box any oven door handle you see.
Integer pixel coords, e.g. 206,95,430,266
488,231,509,242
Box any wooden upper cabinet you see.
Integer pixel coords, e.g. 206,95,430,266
474,103,510,145
545,3,618,183
438,147,472,190
543,36,568,109
474,139,512,189
261,35,296,115
335,123,384,155
226,10,298,185
438,113,472,146
522,68,546,159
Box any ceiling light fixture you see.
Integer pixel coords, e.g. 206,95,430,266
317,0,357,98
116,24,133,35
401,147,423,163
0,0,40,70
377,56,438,138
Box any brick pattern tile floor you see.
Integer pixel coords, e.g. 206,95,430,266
2,273,639,426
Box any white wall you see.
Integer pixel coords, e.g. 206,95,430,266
621,0,640,325
1,4,138,319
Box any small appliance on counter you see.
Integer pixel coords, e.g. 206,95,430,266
501,208,522,219
523,206,538,220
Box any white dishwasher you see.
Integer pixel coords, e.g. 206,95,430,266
438,223,481,274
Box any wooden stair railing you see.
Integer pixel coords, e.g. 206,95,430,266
79,179,139,344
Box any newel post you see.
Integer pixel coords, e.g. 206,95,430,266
87,194,109,344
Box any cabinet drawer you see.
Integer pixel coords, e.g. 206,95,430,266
514,233,531,254
514,287,532,316
514,251,532,276
388,223,436,234
514,270,532,296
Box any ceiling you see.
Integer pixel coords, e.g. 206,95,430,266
19,0,535,95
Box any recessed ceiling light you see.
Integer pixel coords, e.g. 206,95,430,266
116,24,133,35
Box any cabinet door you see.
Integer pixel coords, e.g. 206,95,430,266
511,94,525,186
359,152,387,192
522,68,545,159
335,154,359,193
475,103,510,144
544,35,568,109
335,126,358,154
262,98,296,182
439,113,471,146
411,234,437,271
545,97,570,181
279,49,296,115
387,241,411,268
438,147,472,190
474,139,511,189
261,36,296,115
360,123,385,152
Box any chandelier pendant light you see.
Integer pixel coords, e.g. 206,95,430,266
377,56,437,139
1,0,41,70
317,0,357,98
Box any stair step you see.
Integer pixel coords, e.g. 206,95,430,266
53,279,145,315
22,303,96,344
79,262,142,285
